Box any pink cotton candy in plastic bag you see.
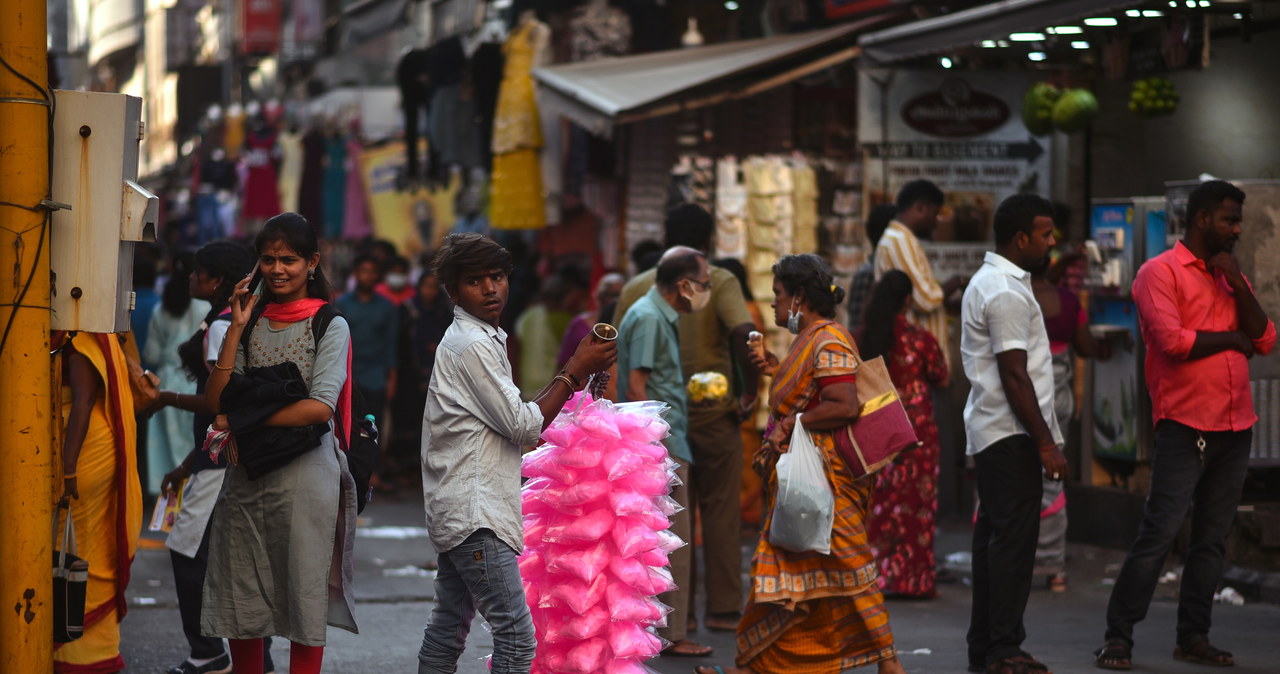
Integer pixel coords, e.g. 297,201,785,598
638,547,669,568
607,621,663,660
558,479,610,507
604,582,654,623
541,422,577,448
645,565,677,594
543,508,614,543
545,578,594,615
608,555,652,592
558,603,610,641
546,542,611,584
611,516,660,557
604,657,658,674
655,529,685,553
521,445,579,484
602,446,648,480
608,490,655,517
578,407,622,439
562,637,608,673
615,464,674,497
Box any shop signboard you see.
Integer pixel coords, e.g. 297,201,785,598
239,0,282,55
858,70,1053,243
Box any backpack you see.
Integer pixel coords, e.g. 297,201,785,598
241,302,380,512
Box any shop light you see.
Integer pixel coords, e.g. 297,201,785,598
1168,0,1177,5
1234,12,1244,18
1185,0,1196,7
1126,9,1141,16
1028,51,1047,61
998,40,1010,47
1072,41,1091,49
1198,0,1211,6
940,56,954,68
981,40,998,48
724,0,740,9
1051,26,1084,34
1010,32,1046,41
1083,17,1119,26
1143,10,1165,17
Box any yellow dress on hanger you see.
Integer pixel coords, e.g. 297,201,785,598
491,21,547,230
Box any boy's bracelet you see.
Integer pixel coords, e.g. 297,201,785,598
553,375,576,392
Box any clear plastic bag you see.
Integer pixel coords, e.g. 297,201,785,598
768,414,834,554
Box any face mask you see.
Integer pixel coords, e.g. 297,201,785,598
385,272,408,290
683,282,711,312
787,299,803,335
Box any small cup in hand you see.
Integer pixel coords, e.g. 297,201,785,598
591,322,618,343
748,331,765,361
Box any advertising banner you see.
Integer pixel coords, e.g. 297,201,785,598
240,0,282,55
358,141,458,258
859,70,1053,242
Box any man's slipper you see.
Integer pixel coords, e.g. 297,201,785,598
1173,641,1233,667
1094,640,1132,671
664,639,713,657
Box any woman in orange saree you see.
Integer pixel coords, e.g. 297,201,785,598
698,254,905,674
54,332,143,673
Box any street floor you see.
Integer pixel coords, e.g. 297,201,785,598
122,488,1280,673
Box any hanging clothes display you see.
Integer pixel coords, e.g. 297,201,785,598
277,126,303,213
471,41,504,169
791,159,819,255
323,131,348,239
490,17,550,230
223,105,246,161
299,126,327,233
397,48,431,182
568,0,632,62
240,127,282,222
343,131,372,239
715,156,748,261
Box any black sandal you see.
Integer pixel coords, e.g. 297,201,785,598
1174,640,1233,667
1093,640,1132,671
985,655,1053,674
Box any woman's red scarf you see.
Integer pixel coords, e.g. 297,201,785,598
261,298,352,450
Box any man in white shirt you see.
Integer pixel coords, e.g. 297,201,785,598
418,233,616,674
960,194,1067,674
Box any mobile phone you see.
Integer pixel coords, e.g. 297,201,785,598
242,265,263,310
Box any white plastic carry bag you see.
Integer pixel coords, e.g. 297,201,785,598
768,414,835,554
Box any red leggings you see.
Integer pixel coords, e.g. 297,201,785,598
229,638,324,674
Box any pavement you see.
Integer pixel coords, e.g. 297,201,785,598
122,488,1280,673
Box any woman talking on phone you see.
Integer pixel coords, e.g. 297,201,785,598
202,213,358,674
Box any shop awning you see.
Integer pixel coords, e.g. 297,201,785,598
534,16,892,138
858,0,1147,64
342,0,411,46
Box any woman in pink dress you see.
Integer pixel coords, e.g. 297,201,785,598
858,269,948,598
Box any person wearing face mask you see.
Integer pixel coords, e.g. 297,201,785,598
375,255,416,306
614,204,759,639
617,247,716,658
695,253,907,674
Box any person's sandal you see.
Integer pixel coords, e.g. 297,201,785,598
985,655,1052,674
1094,640,1132,670
1173,640,1233,667
1047,573,1067,593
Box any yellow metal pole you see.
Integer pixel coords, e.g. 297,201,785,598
0,0,54,668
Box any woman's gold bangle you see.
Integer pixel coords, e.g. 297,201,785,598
63,473,76,480
213,362,233,371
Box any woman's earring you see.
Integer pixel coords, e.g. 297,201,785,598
308,268,316,280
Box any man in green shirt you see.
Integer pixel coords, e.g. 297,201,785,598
617,247,713,657
615,205,759,638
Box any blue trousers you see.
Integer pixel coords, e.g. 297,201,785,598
418,529,536,674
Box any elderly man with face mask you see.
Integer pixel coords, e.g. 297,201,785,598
617,245,717,658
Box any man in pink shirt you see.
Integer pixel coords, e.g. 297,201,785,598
1095,181,1276,671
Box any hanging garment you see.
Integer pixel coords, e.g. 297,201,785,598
323,134,347,239
471,42,504,168
569,1,632,62
343,136,372,239
299,128,327,233
241,130,282,221
277,128,303,213
490,20,549,230
397,48,431,181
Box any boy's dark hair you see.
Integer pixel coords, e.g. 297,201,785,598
432,233,513,289
352,253,382,272
993,193,1055,246
663,204,715,251
1186,180,1246,225
655,250,705,291
255,212,331,300
772,254,845,319
895,179,945,213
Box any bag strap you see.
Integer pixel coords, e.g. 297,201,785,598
310,304,353,452
53,504,76,567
